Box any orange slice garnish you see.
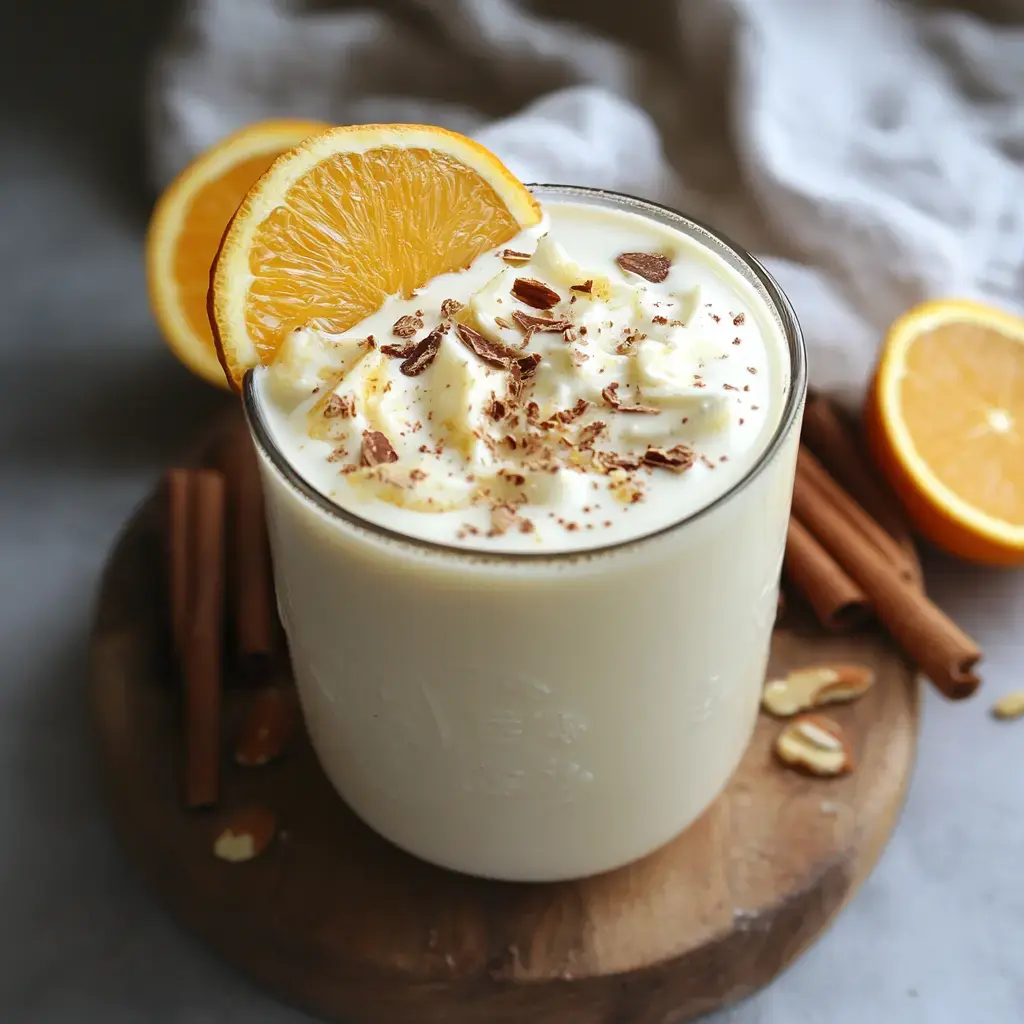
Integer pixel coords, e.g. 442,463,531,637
866,299,1024,564
209,123,542,390
146,119,327,388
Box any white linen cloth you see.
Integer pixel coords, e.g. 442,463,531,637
148,0,1024,408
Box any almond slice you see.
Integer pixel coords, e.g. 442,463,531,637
235,686,297,767
991,690,1024,721
762,664,874,717
213,805,277,862
774,714,853,777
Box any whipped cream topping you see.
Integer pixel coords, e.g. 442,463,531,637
255,200,788,552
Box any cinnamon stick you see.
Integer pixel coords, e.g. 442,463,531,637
222,426,276,671
184,469,226,808
791,469,980,700
802,395,922,585
797,446,919,587
785,518,871,632
165,468,193,659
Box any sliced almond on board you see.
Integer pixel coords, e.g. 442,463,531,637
762,664,874,717
235,686,297,767
213,806,277,862
991,690,1024,721
774,714,854,777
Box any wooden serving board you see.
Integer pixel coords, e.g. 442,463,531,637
90,436,919,1024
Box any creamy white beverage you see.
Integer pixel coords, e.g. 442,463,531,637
247,186,804,881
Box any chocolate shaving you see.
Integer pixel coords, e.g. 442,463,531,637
570,280,593,294
616,252,671,283
380,342,416,359
733,312,746,326
440,298,463,320
360,430,398,467
642,444,695,472
511,310,571,335
456,323,516,369
595,450,643,472
576,420,607,450
541,398,590,430
323,394,354,419
601,381,660,415
399,324,445,376
494,316,513,330
487,397,507,421
489,504,519,536
392,314,424,339
516,352,541,381
618,403,661,415
512,277,560,310
501,249,532,265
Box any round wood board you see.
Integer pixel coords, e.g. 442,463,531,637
90,434,919,1024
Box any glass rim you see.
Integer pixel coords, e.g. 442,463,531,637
242,183,806,565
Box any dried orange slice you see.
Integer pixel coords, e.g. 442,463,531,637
866,299,1024,564
209,124,542,390
146,119,327,388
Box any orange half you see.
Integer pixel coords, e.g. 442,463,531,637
866,299,1024,564
146,119,327,388
209,123,542,390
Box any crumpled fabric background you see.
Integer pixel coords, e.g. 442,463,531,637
149,0,1024,409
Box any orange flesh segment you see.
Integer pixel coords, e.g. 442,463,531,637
899,321,1024,524
173,151,284,344
244,146,521,361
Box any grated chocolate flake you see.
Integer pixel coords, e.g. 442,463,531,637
601,381,660,415
733,312,746,326
494,316,513,330
400,324,445,376
392,314,424,339
323,394,355,419
489,503,519,536
642,444,695,473
456,323,518,369
440,298,463,320
511,277,560,310
517,352,542,381
380,341,417,359
616,252,671,283
576,420,607,450
360,430,398,467
570,280,593,294
488,396,507,421
501,249,533,265
511,310,571,336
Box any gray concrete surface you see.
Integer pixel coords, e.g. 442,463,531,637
1,3,1021,1022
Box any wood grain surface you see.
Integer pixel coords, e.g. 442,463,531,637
90,432,919,1024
